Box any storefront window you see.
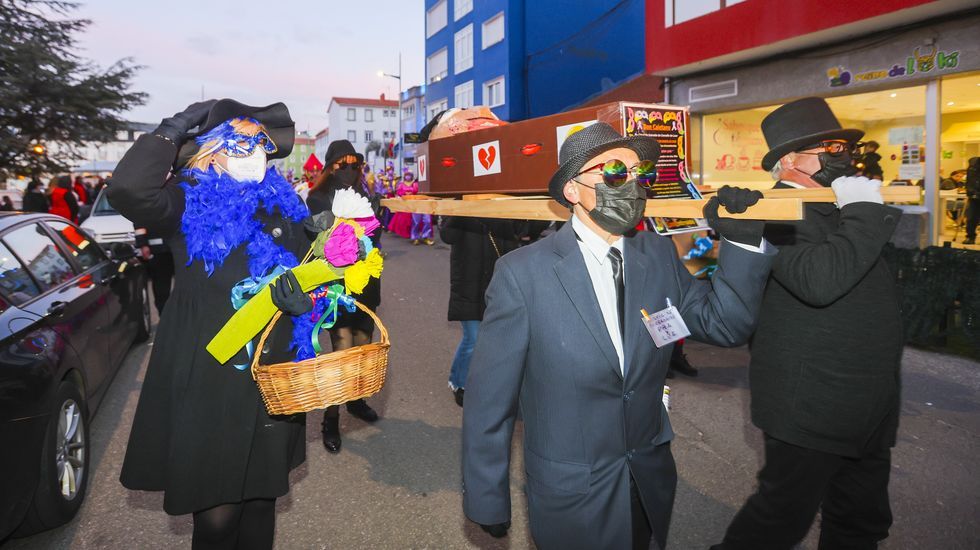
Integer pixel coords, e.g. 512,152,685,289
939,72,980,247
698,85,928,191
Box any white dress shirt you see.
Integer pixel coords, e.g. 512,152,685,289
570,213,770,376
571,215,627,374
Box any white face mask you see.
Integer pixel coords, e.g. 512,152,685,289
224,150,268,182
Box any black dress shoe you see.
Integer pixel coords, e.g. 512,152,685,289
346,399,379,422
670,353,699,377
454,388,464,407
322,414,341,454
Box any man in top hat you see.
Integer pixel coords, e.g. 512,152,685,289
461,122,776,549
712,97,904,550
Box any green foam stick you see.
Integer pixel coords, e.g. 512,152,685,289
206,261,346,365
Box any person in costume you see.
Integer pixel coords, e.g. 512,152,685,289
305,140,381,453
406,171,435,245
712,97,903,550
109,99,317,550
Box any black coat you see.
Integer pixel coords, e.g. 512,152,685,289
966,157,979,199
751,188,904,458
108,135,307,515
440,217,521,321
21,190,48,213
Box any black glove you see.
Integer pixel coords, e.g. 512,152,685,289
270,271,313,316
480,521,510,538
703,185,765,246
153,100,217,145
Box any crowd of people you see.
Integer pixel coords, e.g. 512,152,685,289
96,94,911,550
10,174,106,220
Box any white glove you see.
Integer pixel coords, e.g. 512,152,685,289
831,176,883,208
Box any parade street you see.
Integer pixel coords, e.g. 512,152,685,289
4,233,979,550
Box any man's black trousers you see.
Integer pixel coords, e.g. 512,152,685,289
714,434,892,550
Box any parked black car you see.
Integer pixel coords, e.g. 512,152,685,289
0,213,149,540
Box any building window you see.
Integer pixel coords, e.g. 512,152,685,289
666,0,730,27
426,0,447,37
429,98,448,121
427,48,448,83
347,108,356,121
454,0,472,20
483,76,505,108
482,12,504,49
403,104,415,117
454,80,474,109
347,130,356,143
365,109,374,122
454,24,473,74
365,130,373,143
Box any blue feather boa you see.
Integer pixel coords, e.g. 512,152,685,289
180,166,319,360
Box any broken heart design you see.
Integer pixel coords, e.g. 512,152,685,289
477,145,497,171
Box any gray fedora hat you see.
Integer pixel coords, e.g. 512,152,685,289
548,122,660,208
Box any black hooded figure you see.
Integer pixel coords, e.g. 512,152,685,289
305,139,382,454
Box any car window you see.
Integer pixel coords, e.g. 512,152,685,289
93,190,118,216
2,223,77,291
0,240,41,308
46,219,106,270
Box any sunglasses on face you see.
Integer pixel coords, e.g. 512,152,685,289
796,140,863,156
573,159,658,189
222,132,278,158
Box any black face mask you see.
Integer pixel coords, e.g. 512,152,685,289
580,179,646,235
329,166,359,188
796,151,857,186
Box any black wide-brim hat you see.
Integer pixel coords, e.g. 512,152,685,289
323,139,364,167
175,99,295,169
548,122,660,208
761,97,864,171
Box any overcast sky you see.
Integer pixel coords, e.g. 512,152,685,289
74,0,425,134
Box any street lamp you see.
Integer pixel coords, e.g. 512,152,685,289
378,52,403,174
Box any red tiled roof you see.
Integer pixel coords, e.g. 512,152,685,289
330,96,399,108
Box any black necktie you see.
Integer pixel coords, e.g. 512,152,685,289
607,247,625,340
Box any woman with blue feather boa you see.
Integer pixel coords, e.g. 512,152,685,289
109,99,317,550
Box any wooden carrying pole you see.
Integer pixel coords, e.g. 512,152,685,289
382,187,919,222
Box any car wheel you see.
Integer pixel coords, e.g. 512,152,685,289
134,282,151,343
15,380,90,536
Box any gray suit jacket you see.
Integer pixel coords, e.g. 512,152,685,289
461,222,775,549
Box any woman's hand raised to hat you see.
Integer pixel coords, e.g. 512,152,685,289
152,100,218,145
831,176,883,209
703,186,765,246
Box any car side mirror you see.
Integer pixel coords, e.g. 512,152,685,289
107,242,138,261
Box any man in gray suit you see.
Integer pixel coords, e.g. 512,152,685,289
461,123,777,549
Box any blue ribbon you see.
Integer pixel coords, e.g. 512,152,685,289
229,265,287,370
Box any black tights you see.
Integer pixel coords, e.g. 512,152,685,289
324,327,371,421
192,499,276,550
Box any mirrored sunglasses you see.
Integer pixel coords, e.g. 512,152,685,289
574,159,657,189
796,140,863,156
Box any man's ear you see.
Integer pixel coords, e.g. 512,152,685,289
562,180,579,206
781,153,795,170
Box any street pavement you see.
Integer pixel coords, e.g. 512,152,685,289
4,230,979,549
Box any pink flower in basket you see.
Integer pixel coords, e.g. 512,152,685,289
324,223,359,266
356,216,381,236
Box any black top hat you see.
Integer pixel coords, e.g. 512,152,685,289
323,140,364,167
548,122,660,208
176,99,296,169
761,97,864,171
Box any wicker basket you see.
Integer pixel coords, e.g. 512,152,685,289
250,301,390,416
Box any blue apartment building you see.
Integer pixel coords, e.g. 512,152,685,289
423,0,645,123
400,84,427,165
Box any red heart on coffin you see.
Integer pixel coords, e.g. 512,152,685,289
478,145,496,170
419,157,426,176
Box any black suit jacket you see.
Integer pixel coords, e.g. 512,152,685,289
751,191,904,458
